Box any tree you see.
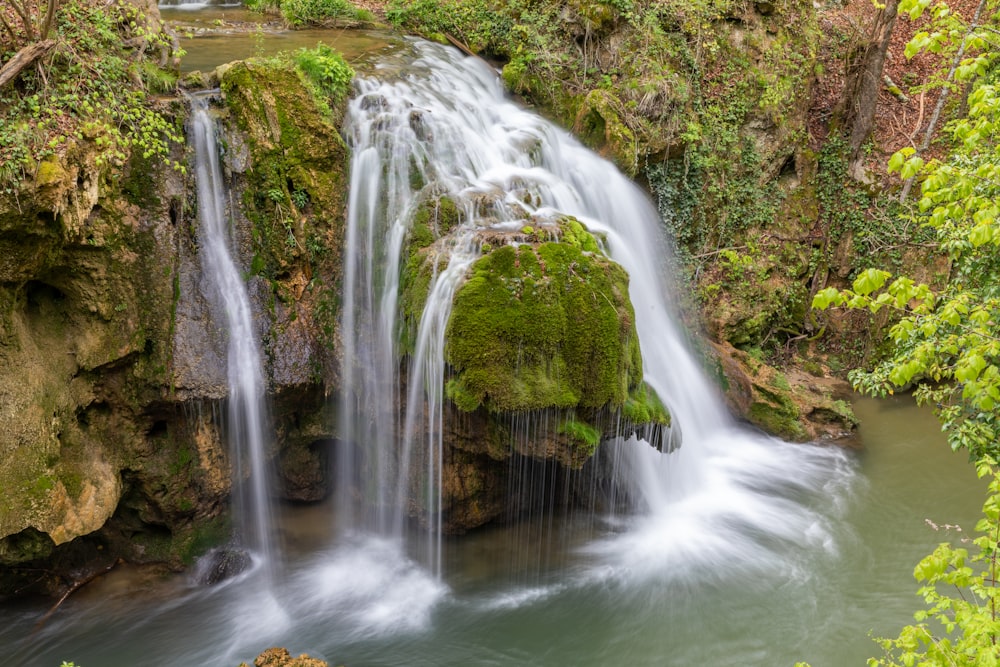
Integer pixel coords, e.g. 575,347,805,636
1,0,60,45
837,0,900,176
814,0,1000,459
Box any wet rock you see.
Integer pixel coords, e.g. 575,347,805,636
197,547,252,585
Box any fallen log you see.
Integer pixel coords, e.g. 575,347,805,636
0,39,56,89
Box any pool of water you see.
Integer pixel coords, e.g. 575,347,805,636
1,395,983,667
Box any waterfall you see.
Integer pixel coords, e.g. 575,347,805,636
190,95,277,579
337,41,854,580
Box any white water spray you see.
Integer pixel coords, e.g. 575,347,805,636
190,96,277,579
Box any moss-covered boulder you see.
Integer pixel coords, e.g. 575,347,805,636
444,239,641,413
420,217,667,472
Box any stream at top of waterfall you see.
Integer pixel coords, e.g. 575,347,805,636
0,396,982,666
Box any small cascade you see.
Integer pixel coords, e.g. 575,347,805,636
339,41,855,581
190,95,277,580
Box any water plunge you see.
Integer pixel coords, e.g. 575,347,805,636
1,41,875,667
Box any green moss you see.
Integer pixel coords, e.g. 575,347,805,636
445,376,483,411
622,382,670,426
444,234,641,413
409,221,435,250
558,418,602,455
558,216,601,253
34,157,66,188
748,384,804,440
221,55,349,330
574,90,638,175
398,249,438,355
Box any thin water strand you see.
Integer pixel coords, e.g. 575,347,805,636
191,96,277,579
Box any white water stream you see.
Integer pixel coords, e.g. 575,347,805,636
191,97,277,579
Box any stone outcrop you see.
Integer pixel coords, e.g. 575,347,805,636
0,48,350,594
713,341,858,442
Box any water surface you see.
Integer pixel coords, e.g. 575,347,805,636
2,396,983,667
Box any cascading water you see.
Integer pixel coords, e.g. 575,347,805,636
190,95,277,580
338,40,856,583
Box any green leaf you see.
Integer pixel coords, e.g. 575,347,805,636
888,150,906,173
811,287,842,310
853,269,891,297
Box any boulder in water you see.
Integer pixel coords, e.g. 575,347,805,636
197,547,252,585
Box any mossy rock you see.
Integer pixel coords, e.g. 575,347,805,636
713,341,857,442
220,56,348,283
444,239,641,413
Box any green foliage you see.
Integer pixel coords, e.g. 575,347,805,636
0,0,184,191
281,0,372,27
386,0,513,52
868,460,1000,666
244,0,372,24
813,0,1000,459
294,43,355,104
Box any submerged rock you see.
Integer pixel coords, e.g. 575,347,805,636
196,547,253,585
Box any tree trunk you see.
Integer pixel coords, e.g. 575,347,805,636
838,0,899,174
0,39,56,89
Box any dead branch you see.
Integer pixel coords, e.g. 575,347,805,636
0,38,56,89
34,558,124,632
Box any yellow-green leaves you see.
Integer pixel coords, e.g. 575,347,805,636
853,268,892,296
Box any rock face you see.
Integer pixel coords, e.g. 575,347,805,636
0,119,207,594
0,50,350,594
